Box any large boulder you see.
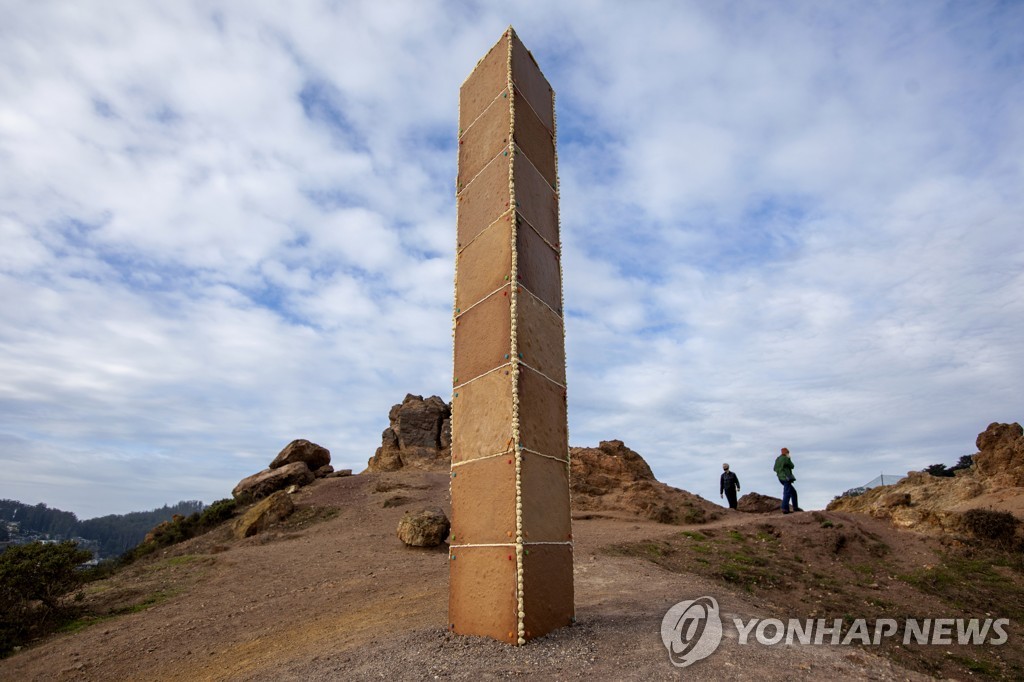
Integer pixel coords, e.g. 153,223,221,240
366,394,451,472
397,508,450,547
737,492,783,513
232,462,314,501
974,422,1024,487
270,439,331,471
233,490,294,539
570,441,720,524
571,440,654,494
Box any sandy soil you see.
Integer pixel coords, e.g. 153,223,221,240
0,471,991,680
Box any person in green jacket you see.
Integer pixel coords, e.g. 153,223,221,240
773,447,802,513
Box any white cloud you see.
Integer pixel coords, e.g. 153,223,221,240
0,1,1021,517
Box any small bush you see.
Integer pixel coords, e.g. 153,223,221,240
960,509,1019,548
924,463,955,477
825,532,847,554
0,541,93,656
197,498,237,528
115,499,239,569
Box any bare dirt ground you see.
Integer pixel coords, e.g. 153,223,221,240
1,471,1019,680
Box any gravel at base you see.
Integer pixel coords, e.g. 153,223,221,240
254,617,931,682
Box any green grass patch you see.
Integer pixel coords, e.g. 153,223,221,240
55,588,179,636
117,590,173,614
58,613,116,635
948,654,1000,676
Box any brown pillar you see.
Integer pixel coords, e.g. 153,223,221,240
449,27,574,645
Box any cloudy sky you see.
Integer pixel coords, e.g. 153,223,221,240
1,1,1021,518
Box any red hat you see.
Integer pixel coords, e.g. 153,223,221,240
781,447,789,454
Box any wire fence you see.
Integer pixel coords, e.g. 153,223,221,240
863,474,906,488
837,473,907,499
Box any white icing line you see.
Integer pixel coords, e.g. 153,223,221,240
504,29,528,647
518,360,565,390
454,283,509,320
553,87,576,624
457,142,512,196
510,143,557,198
453,362,512,391
450,543,516,548
509,82,554,137
516,210,560,256
517,282,563,321
458,28,510,90
450,540,577,548
451,448,514,468
460,88,511,140
456,207,514,256
521,447,568,464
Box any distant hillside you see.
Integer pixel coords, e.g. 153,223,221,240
0,499,206,558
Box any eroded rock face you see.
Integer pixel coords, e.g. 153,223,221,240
571,440,654,493
974,422,1024,487
232,462,314,501
366,394,451,472
737,492,783,514
270,439,331,471
570,441,720,525
397,508,450,547
233,490,294,539
827,421,1024,534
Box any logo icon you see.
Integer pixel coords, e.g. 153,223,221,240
661,596,723,667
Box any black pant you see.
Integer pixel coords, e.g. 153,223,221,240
724,488,738,509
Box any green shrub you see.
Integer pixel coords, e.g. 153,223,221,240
116,498,239,568
198,498,237,528
960,509,1019,548
0,541,92,655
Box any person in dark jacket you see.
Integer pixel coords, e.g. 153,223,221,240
773,447,802,513
720,463,740,509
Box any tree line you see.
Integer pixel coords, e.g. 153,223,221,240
0,499,206,558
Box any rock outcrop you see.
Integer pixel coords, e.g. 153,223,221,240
737,492,783,514
233,490,295,539
270,439,331,472
396,508,450,547
233,461,315,501
827,421,1024,535
232,439,331,500
974,422,1024,488
364,401,721,524
570,440,720,524
366,394,451,472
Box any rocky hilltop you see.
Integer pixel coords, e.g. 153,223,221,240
6,408,1024,680
570,440,721,524
365,394,451,472
362,396,721,524
231,395,721,528
828,421,1024,537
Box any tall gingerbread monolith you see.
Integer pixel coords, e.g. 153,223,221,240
449,27,573,645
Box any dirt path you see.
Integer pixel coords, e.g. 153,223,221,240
0,473,938,680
